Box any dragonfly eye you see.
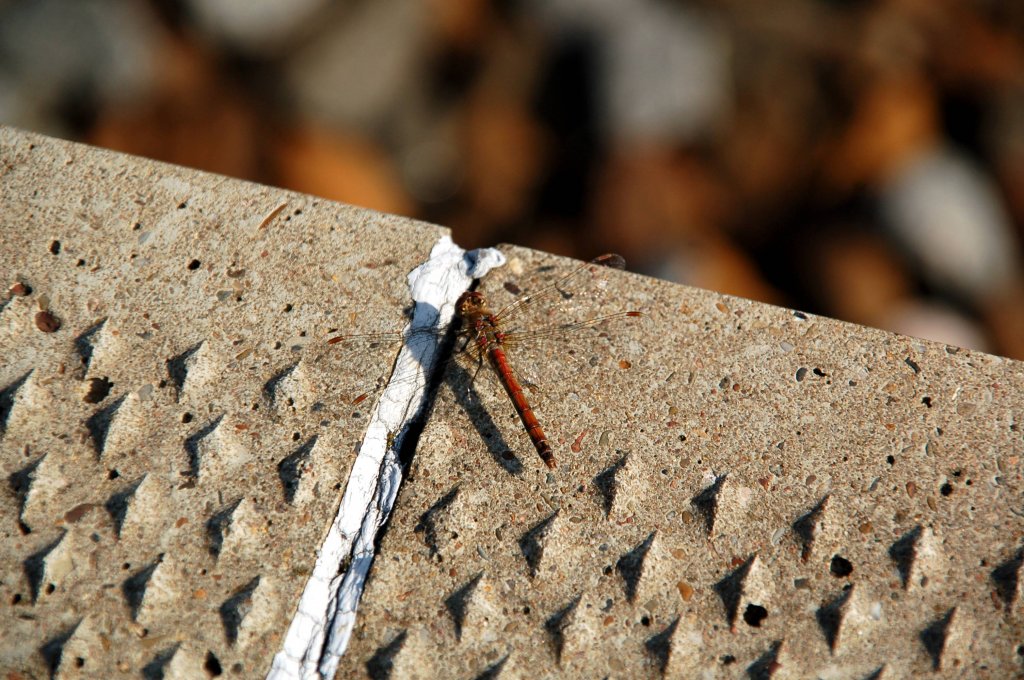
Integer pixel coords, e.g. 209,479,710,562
456,291,485,312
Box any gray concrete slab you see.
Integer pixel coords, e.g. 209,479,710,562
339,246,1024,678
0,126,444,678
3,126,1024,679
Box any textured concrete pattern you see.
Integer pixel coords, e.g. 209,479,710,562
338,246,1024,678
0,127,443,678
3,127,1024,680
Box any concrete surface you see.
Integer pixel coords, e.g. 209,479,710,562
2,127,1024,679
337,246,1024,678
0,126,443,678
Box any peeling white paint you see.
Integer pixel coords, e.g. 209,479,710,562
268,236,505,680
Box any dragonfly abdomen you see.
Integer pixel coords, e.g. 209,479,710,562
485,342,555,468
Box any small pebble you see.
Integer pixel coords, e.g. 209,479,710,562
676,581,694,601
35,310,61,332
9,282,31,296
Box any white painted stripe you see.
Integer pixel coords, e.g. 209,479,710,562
268,236,505,680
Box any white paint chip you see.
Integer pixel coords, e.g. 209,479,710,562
267,236,505,680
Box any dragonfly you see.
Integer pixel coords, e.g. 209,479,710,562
328,254,642,469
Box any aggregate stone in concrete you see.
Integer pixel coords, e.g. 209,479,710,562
338,245,1024,678
0,126,444,678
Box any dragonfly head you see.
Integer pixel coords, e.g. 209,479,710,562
455,290,488,319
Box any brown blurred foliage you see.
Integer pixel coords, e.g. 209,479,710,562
40,0,1019,357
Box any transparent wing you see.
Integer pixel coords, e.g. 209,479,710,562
326,326,431,405
325,325,485,406
500,310,644,347
491,254,627,329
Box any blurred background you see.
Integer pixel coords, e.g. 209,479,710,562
3,0,1024,358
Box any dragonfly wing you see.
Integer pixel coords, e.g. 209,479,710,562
326,326,448,404
500,310,644,346
491,254,627,327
